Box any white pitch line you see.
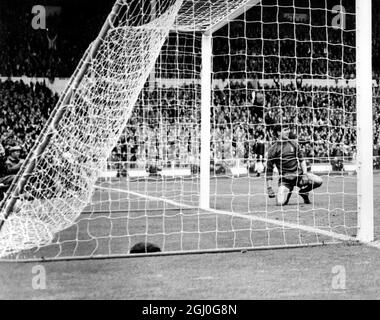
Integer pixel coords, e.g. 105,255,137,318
95,185,358,243
366,240,380,249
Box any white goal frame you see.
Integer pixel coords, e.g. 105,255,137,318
196,0,374,243
0,0,374,261
355,0,374,242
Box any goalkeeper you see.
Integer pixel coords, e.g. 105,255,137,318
266,125,322,205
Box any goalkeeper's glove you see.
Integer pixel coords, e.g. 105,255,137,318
267,186,275,199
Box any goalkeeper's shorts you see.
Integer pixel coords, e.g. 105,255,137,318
279,173,322,191
278,175,299,190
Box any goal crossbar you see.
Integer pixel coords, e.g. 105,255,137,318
174,0,261,33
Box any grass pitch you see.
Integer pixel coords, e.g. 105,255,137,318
10,172,359,259
0,172,380,299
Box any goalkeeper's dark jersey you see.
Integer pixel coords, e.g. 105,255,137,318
266,140,303,180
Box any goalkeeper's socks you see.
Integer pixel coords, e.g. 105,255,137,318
283,191,293,205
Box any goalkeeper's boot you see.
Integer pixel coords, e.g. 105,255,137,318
299,190,311,204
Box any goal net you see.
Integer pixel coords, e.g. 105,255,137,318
0,0,373,260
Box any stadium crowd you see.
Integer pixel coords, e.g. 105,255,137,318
0,0,367,80
0,0,110,78
0,79,59,196
113,81,369,170
2,77,379,175
0,79,59,157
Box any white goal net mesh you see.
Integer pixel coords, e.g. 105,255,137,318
0,0,361,260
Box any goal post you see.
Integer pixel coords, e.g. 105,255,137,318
0,0,375,261
199,0,262,211
200,32,212,210
356,0,374,242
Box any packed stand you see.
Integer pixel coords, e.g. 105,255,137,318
1,0,377,80
0,79,59,198
0,79,59,158
112,81,376,173
0,0,110,78
1,79,380,176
